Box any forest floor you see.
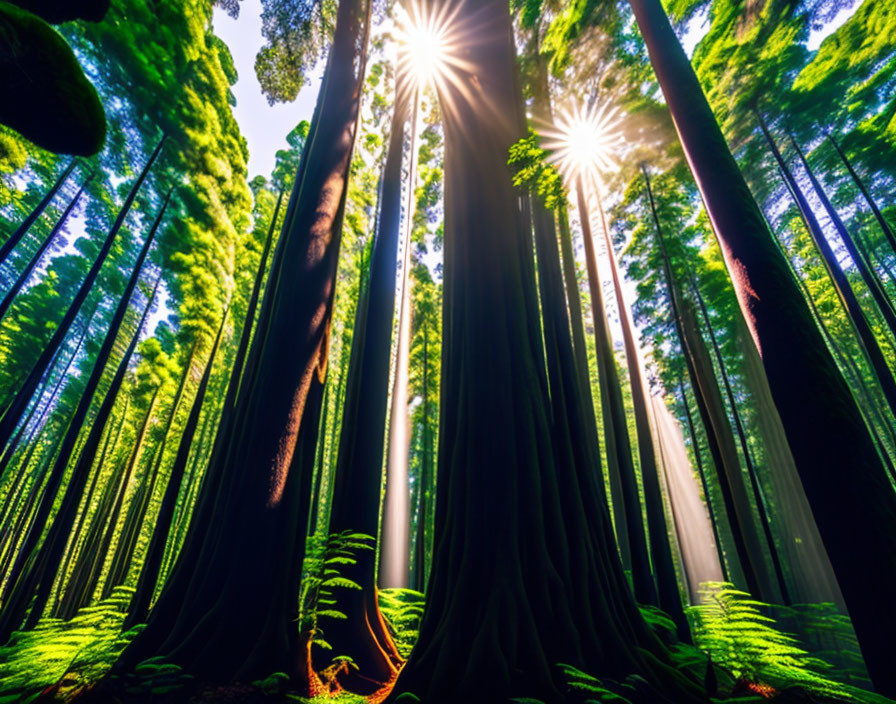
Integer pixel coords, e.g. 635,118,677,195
0,585,889,704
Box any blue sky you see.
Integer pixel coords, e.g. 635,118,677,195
215,0,857,179
212,0,323,179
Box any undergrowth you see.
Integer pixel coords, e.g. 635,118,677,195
0,575,888,704
0,585,138,702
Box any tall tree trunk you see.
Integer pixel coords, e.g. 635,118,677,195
0,191,168,642
758,116,896,417
325,71,412,692
0,138,165,454
0,173,94,324
577,181,656,606
114,0,371,685
380,89,420,592
647,173,776,602
125,309,229,628
734,317,847,609
678,380,729,582
627,0,896,690
0,159,76,268
690,282,791,603
53,397,129,619
597,195,688,639
789,134,896,338
389,3,704,701
529,50,623,566
828,133,896,256
81,391,160,612
412,326,432,591
100,344,197,602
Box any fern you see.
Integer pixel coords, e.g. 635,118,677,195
297,530,375,668
0,586,142,701
378,588,425,658
688,582,886,702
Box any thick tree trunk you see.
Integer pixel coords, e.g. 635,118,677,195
324,72,412,692
0,159,76,268
389,3,705,701
789,135,896,338
598,197,689,639
577,182,656,606
0,138,165,454
113,0,371,685
628,0,896,691
0,192,168,642
0,173,93,323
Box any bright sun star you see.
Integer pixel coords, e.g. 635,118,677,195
541,102,626,185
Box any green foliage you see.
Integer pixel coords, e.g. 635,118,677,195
508,131,567,211
252,671,291,695
688,583,883,701
0,587,137,702
116,655,194,697
298,531,374,661
377,588,425,658
255,0,336,104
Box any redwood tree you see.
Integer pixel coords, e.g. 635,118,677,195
628,0,896,692
113,0,371,685
388,1,705,700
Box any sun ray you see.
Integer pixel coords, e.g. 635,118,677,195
539,102,626,187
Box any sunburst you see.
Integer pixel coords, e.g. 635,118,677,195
540,101,626,187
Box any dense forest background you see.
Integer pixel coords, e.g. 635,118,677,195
0,0,895,701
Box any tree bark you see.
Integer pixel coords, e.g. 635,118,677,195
380,89,420,592
577,181,656,606
689,282,791,604
628,0,896,690
389,2,705,701
324,71,412,692
598,195,689,639
113,0,371,685
647,173,777,602
125,309,229,628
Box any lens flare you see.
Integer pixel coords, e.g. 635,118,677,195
540,102,625,185
394,2,455,94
